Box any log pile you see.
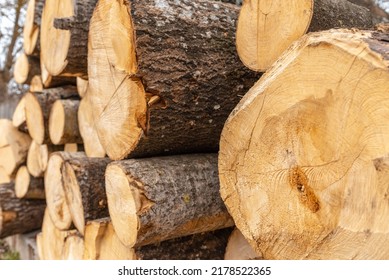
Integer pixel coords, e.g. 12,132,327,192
2,0,389,260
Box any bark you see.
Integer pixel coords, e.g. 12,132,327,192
0,183,45,238
49,99,82,145
236,0,373,71
78,96,106,157
219,29,389,259
40,61,77,88
61,156,111,234
15,166,45,199
41,0,98,77
105,154,234,247
45,152,86,230
0,119,32,176
23,0,44,56
24,86,79,144
88,0,260,160
84,218,232,260
13,53,41,85
27,141,63,178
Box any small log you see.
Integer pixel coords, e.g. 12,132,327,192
0,183,45,238
219,29,389,259
0,119,31,176
40,0,98,77
13,53,40,85
25,86,79,144
39,209,73,260
88,0,259,160
62,156,111,234
236,0,373,71
23,0,44,56
62,232,84,260
27,141,63,178
12,95,28,133
105,154,234,247
40,61,76,88
45,152,85,230
84,218,232,260
14,166,45,199
224,228,261,260
49,99,82,145
78,96,105,157
64,143,84,153
76,77,88,98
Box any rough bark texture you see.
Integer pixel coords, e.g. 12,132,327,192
89,0,259,160
308,0,373,32
45,152,86,230
41,0,98,77
23,0,44,56
0,183,45,238
62,156,111,234
15,165,45,199
219,29,389,259
136,228,233,260
49,99,82,145
105,154,234,247
25,86,79,144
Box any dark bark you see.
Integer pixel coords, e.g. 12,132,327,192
0,183,45,238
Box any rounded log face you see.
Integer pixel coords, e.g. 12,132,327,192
24,0,40,55
219,30,389,260
49,100,66,144
15,166,31,198
236,0,313,71
40,0,73,76
25,92,45,144
44,153,73,230
14,53,30,84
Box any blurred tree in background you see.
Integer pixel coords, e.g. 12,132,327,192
0,0,27,102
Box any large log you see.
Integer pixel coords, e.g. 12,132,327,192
25,86,79,144
84,218,232,260
62,156,111,234
105,154,234,247
40,0,98,77
0,183,45,238
23,0,44,56
45,152,85,230
0,119,31,176
236,0,373,72
13,53,40,85
14,166,45,199
88,0,259,160
49,99,82,145
27,141,63,178
219,29,389,259
78,96,105,157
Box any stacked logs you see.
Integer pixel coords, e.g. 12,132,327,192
3,0,389,260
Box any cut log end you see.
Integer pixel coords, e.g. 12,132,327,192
76,77,88,98
15,166,31,198
23,0,40,55
25,92,45,144
44,153,72,230
14,53,30,84
62,162,85,234
105,164,140,247
219,29,389,259
49,99,81,145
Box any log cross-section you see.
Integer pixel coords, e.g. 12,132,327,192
88,0,259,160
105,154,234,247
